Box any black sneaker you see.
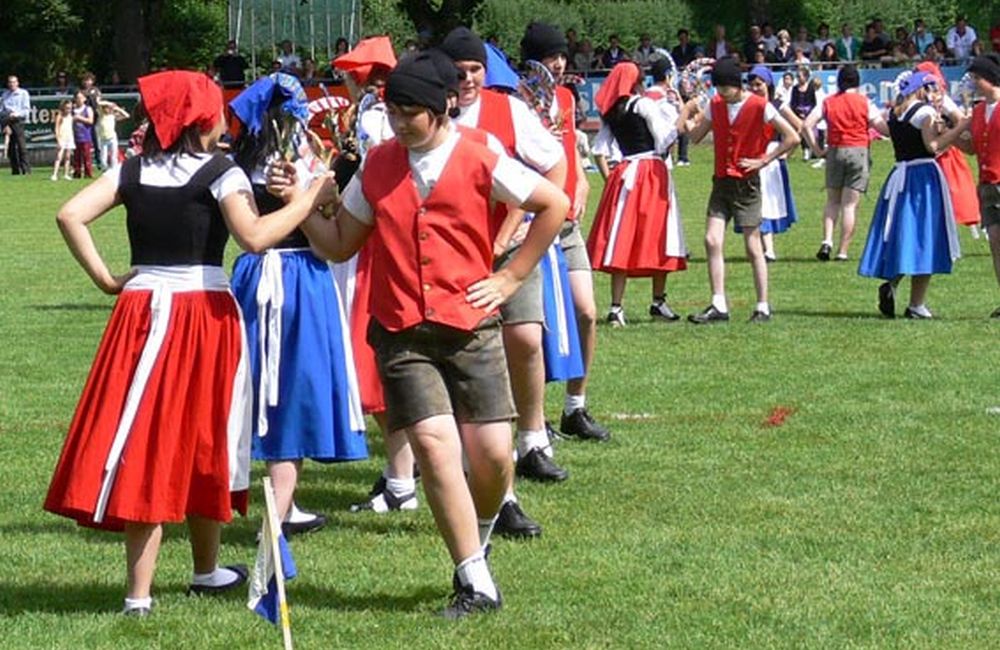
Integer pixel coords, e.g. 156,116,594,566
903,306,933,320
560,408,611,442
281,512,328,538
186,564,249,596
515,448,569,482
440,581,502,620
649,301,680,321
492,500,542,539
816,243,832,261
349,475,418,513
606,309,626,327
122,606,151,618
878,282,895,318
687,305,730,324
748,310,771,323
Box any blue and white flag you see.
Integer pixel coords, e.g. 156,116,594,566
248,518,297,625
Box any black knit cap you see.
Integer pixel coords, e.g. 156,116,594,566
521,21,568,62
650,57,672,82
968,54,1000,86
385,53,448,114
441,26,487,65
424,48,460,92
837,64,860,91
711,56,742,89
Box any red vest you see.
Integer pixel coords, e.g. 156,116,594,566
972,102,1000,185
711,93,768,179
555,86,579,221
824,92,871,147
478,89,516,157
361,136,499,332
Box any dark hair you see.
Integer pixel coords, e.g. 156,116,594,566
141,120,210,162
232,93,286,173
677,28,689,38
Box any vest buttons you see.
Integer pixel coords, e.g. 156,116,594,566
422,282,432,292
419,231,429,241
418,207,427,216
420,256,431,265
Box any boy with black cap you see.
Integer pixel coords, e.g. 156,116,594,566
956,54,1000,317
521,20,615,457
286,52,569,618
441,26,578,538
679,56,800,323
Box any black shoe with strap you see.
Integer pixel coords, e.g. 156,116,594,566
878,282,895,318
560,407,611,442
281,512,328,538
748,310,771,323
492,500,542,539
516,448,569,482
440,582,502,620
816,243,832,261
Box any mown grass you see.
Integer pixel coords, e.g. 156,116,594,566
0,140,998,649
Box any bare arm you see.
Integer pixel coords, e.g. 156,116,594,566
56,174,135,294
739,113,801,173
573,151,590,221
868,113,889,137
920,112,971,156
299,208,373,262
800,105,824,156
679,98,711,143
595,154,611,180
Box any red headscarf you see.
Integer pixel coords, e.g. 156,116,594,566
595,61,641,115
915,61,945,87
137,71,223,150
333,36,397,85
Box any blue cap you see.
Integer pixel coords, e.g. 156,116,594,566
748,65,773,87
898,71,935,96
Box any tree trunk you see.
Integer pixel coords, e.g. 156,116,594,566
112,0,163,82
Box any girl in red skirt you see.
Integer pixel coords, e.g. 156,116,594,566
43,70,337,616
586,62,687,326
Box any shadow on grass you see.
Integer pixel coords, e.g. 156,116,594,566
292,582,446,613
778,308,885,320
29,303,110,311
0,582,123,614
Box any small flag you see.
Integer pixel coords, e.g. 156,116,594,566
248,526,297,624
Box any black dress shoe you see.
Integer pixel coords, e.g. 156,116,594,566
282,512,328,538
122,606,151,617
186,564,249,596
878,282,895,318
560,408,611,442
492,501,542,539
687,305,730,324
649,301,680,321
516,448,569,482
903,306,933,320
816,243,832,261
440,582,502,620
748,310,771,323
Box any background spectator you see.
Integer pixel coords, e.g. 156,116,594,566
872,18,892,50
213,39,249,88
566,28,580,62
300,57,320,85
744,25,766,64
707,24,734,59
671,28,700,67
860,23,889,64
53,71,72,96
793,26,812,56
818,42,839,69
991,20,1000,52
776,71,795,104
601,34,628,68
836,23,860,61
946,16,977,62
770,29,794,69
573,39,594,72
633,34,655,69
792,46,812,67
761,23,778,53
277,39,302,76
913,19,935,54
813,23,833,58
1,74,31,175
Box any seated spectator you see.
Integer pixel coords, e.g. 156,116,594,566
813,23,833,58
566,28,580,62
761,22,778,53
671,28,700,67
792,47,812,67
601,34,629,68
913,19,935,54
573,39,594,72
751,49,768,66
770,29,795,69
929,37,949,62
53,71,72,96
818,42,839,69
592,45,606,69
707,24,734,59
300,57,320,86
859,23,889,64
793,27,812,57
633,33,656,69
277,39,302,76
872,18,892,50
776,71,795,104
743,25,765,63
837,23,860,61
946,15,977,62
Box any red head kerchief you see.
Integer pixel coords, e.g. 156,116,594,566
595,61,641,115
915,61,945,87
333,36,397,85
137,71,223,150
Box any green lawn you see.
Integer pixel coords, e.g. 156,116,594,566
1,141,998,649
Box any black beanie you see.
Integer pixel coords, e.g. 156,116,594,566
441,27,487,65
385,54,447,114
711,56,741,88
837,64,860,92
968,54,1000,86
650,57,672,82
520,22,568,62
424,48,460,92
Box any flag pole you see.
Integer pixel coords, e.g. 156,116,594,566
262,477,294,650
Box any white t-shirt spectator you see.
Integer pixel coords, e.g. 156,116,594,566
946,25,978,60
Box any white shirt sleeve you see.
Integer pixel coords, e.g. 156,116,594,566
211,167,253,201
633,96,676,153
508,96,565,173
763,102,780,124
340,175,373,226
490,154,544,207
591,123,615,157
909,104,937,129
867,98,882,121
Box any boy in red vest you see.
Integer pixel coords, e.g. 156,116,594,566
957,54,1000,317
679,56,800,323
278,53,568,617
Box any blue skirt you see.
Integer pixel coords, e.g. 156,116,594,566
232,249,368,462
735,157,797,235
540,243,585,383
858,160,959,280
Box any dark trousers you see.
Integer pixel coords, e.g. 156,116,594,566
6,118,30,174
676,133,689,163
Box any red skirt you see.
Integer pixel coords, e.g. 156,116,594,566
349,244,386,414
44,289,250,531
937,146,979,226
586,157,687,277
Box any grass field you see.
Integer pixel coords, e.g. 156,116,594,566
1,140,999,649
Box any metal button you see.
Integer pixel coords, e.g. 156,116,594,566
421,256,431,265
422,283,431,291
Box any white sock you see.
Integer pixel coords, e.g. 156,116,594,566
609,304,623,314
123,596,152,611
478,516,497,548
564,393,585,416
821,239,833,247
516,429,549,457
909,303,932,317
455,551,498,600
286,502,316,523
503,491,517,505
711,294,729,313
191,566,240,587
756,302,771,315
385,476,415,497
